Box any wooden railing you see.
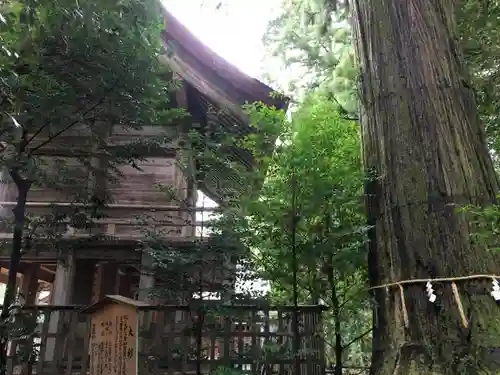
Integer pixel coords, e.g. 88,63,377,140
5,304,326,375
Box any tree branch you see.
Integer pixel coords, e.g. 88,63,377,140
26,79,119,153
342,328,372,349
338,281,366,310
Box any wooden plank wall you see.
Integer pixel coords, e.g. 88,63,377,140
28,156,91,202
108,157,178,205
0,124,187,209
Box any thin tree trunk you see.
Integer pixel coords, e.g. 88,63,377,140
0,171,29,375
2,194,28,315
327,267,343,375
352,0,500,374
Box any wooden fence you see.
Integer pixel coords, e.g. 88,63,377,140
5,304,325,375
5,305,91,375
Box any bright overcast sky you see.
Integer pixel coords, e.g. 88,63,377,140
161,0,279,80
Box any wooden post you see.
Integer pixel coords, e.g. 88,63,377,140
92,263,120,304
118,269,134,299
138,252,155,303
45,250,75,361
17,264,40,375
172,74,197,238
72,259,95,305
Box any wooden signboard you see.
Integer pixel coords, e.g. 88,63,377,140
84,295,148,375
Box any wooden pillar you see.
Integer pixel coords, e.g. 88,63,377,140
72,259,95,305
50,252,75,305
20,263,40,305
183,188,198,237
45,250,75,361
172,74,197,238
138,251,155,302
18,264,37,375
118,269,134,298
19,263,40,375
91,262,119,304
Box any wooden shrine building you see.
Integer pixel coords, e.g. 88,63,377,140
0,10,285,308
0,10,329,375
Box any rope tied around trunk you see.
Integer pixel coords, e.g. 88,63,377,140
371,274,500,329
370,274,500,289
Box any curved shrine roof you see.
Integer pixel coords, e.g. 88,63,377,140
161,10,287,112
159,9,287,202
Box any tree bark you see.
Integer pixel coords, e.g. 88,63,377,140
352,0,500,374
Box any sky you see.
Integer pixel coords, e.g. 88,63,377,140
161,0,280,80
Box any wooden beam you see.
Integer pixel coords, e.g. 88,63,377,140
159,50,247,124
0,267,22,285
40,265,56,275
0,201,220,212
0,250,141,263
0,262,55,283
0,238,212,267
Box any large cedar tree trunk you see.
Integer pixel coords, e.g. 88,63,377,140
352,0,500,374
